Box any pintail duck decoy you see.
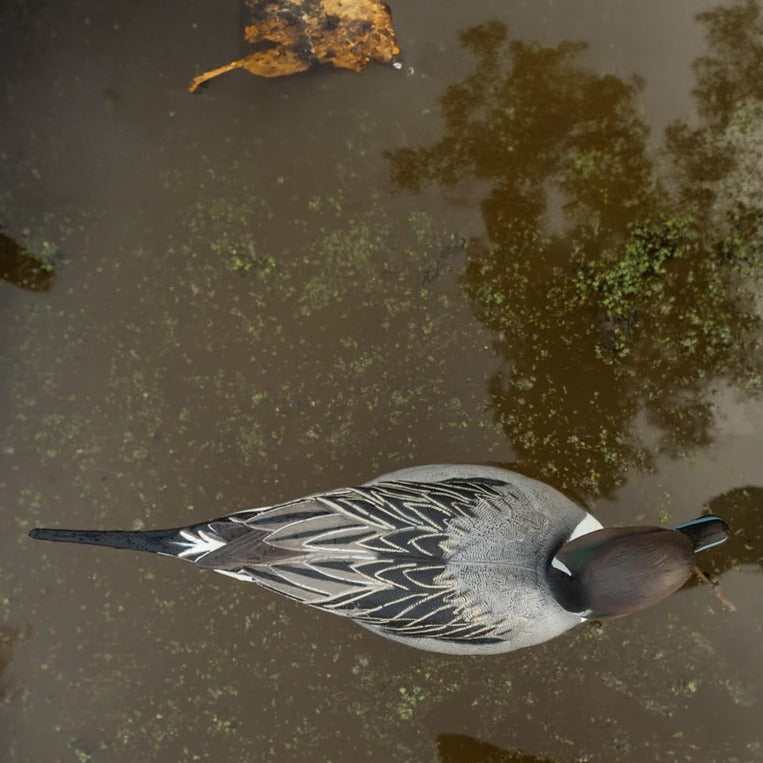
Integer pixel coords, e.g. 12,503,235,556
29,465,728,654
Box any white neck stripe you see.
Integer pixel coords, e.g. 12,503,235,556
568,512,603,541
551,557,573,577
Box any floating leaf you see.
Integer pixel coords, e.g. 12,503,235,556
189,0,399,91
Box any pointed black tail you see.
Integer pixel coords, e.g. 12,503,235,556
28,527,183,556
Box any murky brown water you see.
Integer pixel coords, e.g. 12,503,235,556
1,1,761,761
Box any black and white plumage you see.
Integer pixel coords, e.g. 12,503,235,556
29,465,728,655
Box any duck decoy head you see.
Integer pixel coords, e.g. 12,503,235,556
549,515,729,619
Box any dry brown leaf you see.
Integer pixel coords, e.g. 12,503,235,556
189,0,399,92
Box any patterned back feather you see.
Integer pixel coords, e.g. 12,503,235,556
176,478,510,644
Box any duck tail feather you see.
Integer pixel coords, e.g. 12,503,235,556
28,526,185,557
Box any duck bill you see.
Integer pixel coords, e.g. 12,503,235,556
671,515,729,553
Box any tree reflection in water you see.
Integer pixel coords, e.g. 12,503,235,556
437,733,556,763
701,486,763,576
0,228,56,292
389,5,763,495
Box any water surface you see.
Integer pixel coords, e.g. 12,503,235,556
1,1,761,761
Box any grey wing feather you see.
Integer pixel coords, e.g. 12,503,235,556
192,526,298,569
174,478,511,644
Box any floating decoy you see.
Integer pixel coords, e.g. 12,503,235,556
29,465,728,654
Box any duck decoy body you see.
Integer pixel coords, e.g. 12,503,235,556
29,465,728,654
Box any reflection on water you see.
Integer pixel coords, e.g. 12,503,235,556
0,229,56,292
667,1,763,209
437,734,557,763
702,486,763,574
389,8,763,496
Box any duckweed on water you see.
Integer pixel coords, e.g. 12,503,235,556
572,214,760,364
396,685,426,721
